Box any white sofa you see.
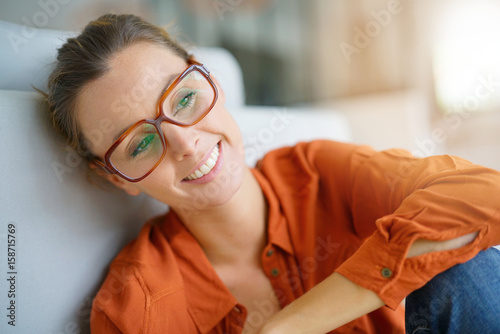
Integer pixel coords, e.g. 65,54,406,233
0,19,352,333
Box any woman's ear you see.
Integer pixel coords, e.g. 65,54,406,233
89,162,141,196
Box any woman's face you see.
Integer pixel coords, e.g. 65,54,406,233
76,41,246,212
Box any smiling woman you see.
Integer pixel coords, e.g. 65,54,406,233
79,40,246,208
41,13,500,334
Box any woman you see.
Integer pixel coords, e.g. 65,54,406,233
44,14,500,333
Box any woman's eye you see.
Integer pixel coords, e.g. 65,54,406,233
131,133,156,158
175,91,196,112
178,93,192,108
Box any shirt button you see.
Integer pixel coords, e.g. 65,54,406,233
381,268,392,278
266,249,274,257
271,268,279,277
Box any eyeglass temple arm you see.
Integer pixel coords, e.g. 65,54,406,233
92,158,116,175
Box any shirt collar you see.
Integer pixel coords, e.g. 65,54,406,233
158,167,294,333
251,168,295,256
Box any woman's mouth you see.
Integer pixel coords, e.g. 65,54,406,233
183,142,222,183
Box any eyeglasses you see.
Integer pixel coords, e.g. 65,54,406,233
92,58,218,182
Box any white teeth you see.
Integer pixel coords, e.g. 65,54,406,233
199,165,210,174
205,158,216,169
185,144,220,181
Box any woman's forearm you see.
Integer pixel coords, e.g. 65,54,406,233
259,272,384,334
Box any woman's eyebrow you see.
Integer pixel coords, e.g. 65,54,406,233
111,71,181,142
157,72,181,101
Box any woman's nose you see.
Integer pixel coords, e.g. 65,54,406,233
161,122,199,161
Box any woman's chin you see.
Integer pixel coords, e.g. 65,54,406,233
181,166,246,214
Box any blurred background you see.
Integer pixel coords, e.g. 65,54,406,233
1,0,499,169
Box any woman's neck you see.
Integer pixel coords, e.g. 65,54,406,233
174,168,268,267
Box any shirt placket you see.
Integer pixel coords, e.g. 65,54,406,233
261,243,301,309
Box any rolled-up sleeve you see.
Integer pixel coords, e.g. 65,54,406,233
335,146,500,309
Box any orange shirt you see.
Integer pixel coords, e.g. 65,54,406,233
91,140,500,333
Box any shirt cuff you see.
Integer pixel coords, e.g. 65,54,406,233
335,220,487,310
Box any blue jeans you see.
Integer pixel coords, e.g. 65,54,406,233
405,247,500,334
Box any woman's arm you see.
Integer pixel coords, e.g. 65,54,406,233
256,142,500,333
259,232,478,334
260,272,383,334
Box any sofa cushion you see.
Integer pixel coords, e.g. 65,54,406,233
0,88,168,333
